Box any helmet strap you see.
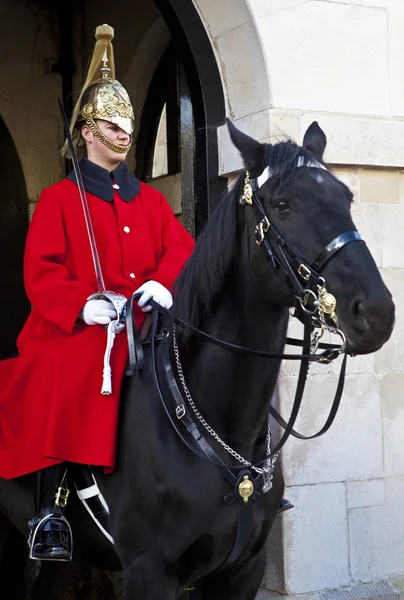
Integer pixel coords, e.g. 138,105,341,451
85,118,131,154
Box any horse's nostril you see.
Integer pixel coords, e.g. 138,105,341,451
351,299,371,332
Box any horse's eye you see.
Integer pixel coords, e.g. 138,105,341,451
275,200,290,214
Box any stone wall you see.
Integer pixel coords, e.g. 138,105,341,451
263,166,404,593
195,0,404,595
0,0,63,209
216,0,404,170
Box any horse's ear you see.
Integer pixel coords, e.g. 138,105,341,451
302,121,327,160
226,118,265,176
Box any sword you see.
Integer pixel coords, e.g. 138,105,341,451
57,98,106,292
58,99,130,395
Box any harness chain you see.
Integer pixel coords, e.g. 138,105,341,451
172,324,279,486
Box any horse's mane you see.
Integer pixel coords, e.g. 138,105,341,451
174,140,321,333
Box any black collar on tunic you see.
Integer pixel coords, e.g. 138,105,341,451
67,156,140,202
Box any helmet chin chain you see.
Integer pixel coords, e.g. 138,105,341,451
85,117,132,154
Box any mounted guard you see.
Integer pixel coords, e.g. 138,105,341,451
0,24,194,561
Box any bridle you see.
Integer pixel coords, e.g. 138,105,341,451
238,164,365,444
244,168,363,338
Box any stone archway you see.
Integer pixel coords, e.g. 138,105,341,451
193,0,271,120
191,0,273,176
0,115,31,359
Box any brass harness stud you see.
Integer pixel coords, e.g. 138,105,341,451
319,287,337,325
238,475,254,503
241,172,253,205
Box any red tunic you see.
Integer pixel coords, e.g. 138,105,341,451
0,174,194,479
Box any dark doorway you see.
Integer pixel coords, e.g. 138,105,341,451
136,42,198,235
0,117,31,360
136,0,226,235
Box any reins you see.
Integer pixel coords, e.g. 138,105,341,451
125,296,347,455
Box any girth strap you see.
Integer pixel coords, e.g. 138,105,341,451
225,500,253,567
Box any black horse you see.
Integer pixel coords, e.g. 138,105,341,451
0,121,395,600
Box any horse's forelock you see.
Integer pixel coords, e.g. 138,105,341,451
263,141,323,193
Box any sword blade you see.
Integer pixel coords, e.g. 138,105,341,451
57,98,106,292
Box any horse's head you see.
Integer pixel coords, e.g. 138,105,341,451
228,120,395,355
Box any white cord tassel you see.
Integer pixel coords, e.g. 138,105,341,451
101,320,124,395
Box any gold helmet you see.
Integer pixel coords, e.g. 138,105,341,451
62,24,134,156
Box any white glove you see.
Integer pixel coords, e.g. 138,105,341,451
81,299,117,325
135,280,173,312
